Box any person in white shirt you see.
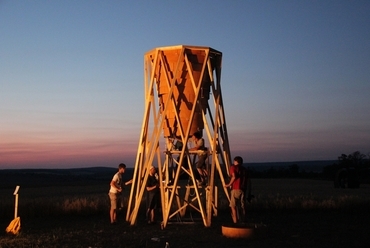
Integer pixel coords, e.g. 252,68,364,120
108,163,132,224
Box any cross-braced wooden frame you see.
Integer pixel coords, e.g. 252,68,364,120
126,45,232,228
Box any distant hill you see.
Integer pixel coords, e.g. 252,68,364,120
0,167,134,189
0,161,338,188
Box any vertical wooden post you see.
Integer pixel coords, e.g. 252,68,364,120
13,185,20,219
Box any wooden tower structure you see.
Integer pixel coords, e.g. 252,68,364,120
126,45,232,228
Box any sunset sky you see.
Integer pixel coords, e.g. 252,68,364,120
1,1,369,169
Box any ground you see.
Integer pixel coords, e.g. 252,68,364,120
1,209,369,248
1,175,370,247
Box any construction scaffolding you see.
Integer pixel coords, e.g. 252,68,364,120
126,45,232,228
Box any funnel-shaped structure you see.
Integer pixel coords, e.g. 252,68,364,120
126,45,232,228
154,47,211,137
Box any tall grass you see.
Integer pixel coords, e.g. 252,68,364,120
0,183,110,219
1,179,369,220
247,178,370,212
250,194,367,211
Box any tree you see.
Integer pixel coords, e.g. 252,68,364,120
338,151,365,168
335,151,364,188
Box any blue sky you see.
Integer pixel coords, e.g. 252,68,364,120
1,0,369,169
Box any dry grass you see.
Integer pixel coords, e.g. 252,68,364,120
249,178,370,211
1,179,370,219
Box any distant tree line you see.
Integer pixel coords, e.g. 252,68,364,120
248,163,321,179
322,151,370,188
248,151,370,187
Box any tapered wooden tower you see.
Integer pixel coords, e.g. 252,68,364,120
126,45,232,228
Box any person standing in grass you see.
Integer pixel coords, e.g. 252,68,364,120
146,165,160,224
224,156,252,224
108,163,132,224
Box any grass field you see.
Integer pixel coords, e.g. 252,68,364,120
1,177,370,247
